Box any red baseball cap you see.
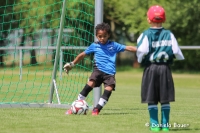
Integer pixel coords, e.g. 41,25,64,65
147,5,165,23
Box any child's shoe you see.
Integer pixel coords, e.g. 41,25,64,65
150,127,161,132
65,109,73,115
92,108,99,115
162,127,169,132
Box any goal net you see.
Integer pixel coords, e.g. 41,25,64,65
0,0,94,108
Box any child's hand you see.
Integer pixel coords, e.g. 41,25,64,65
63,62,74,74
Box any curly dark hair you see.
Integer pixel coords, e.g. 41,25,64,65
95,22,111,35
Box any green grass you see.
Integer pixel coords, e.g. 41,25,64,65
0,69,200,133
0,66,93,105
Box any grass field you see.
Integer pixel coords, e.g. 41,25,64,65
0,68,200,133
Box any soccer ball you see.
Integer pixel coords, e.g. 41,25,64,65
71,100,89,115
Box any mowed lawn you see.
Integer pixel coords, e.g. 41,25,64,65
0,69,200,133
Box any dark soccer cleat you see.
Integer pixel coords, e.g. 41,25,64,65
92,108,99,116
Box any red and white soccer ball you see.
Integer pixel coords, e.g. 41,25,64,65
71,100,89,115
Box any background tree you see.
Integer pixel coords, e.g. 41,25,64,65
104,0,200,70
64,0,94,67
0,0,17,67
14,0,94,68
1,0,200,70
14,0,63,65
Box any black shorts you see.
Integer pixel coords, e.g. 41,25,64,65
141,64,175,104
89,68,116,90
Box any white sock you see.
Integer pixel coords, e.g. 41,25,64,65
98,98,107,107
78,94,86,100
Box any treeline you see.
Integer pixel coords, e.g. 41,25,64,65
0,0,200,70
103,0,200,70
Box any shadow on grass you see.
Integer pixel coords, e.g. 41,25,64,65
101,108,146,115
102,112,131,115
104,108,146,111
170,128,200,131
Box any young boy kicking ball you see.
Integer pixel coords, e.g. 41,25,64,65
64,22,137,115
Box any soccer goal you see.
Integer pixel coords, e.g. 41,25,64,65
0,0,102,108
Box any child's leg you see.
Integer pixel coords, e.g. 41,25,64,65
78,80,95,100
94,86,113,112
78,84,93,100
148,103,159,128
65,81,94,115
161,103,170,129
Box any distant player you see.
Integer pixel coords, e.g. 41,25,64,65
64,22,137,115
136,5,184,131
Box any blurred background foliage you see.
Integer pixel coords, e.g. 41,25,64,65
0,0,200,70
104,0,200,70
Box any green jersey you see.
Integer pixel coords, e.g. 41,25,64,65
137,27,184,66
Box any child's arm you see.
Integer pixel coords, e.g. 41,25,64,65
71,52,87,64
63,52,86,74
171,33,184,60
125,46,137,52
136,34,149,63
